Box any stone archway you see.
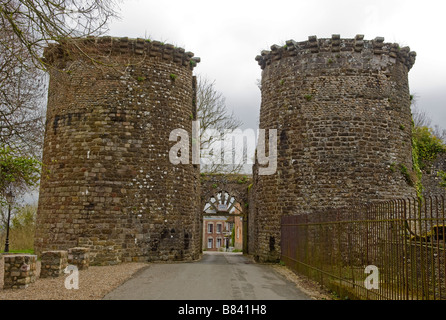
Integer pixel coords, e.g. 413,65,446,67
200,174,252,253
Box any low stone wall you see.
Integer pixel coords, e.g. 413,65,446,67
68,247,90,270
3,254,37,289
40,250,68,278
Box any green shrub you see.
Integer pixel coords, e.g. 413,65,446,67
438,170,446,188
412,126,446,170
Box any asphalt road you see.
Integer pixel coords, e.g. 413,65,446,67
103,252,311,300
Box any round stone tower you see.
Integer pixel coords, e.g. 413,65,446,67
252,35,417,262
35,37,202,264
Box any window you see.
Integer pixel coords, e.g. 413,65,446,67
207,238,213,249
207,223,213,234
216,238,222,248
216,223,222,234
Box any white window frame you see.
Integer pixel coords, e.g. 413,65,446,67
207,238,213,249
207,222,214,234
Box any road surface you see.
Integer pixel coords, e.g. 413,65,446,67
103,252,311,300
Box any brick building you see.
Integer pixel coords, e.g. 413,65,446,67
203,216,232,251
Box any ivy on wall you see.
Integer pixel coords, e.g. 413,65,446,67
411,125,446,197
412,126,446,170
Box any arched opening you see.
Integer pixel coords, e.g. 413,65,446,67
202,190,245,253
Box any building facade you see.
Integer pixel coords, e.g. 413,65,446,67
203,216,232,251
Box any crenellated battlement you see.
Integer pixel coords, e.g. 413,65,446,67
251,34,417,262
36,35,202,265
44,36,201,70
255,35,416,71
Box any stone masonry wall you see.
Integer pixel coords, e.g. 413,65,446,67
252,35,417,262
35,37,202,265
421,154,446,197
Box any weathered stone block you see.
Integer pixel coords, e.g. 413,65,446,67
40,250,68,278
68,247,90,270
3,254,37,289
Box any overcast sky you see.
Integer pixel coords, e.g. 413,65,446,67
108,0,446,131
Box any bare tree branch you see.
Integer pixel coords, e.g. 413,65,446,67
0,0,120,156
196,75,245,174
411,95,446,143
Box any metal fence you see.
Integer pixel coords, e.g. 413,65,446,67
281,196,446,300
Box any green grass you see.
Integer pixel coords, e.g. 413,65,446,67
0,249,34,254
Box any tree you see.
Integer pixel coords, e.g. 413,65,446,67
432,124,446,143
196,76,244,173
412,126,446,170
0,44,46,156
0,0,119,70
411,104,431,129
0,1,120,157
412,102,446,143
0,145,41,207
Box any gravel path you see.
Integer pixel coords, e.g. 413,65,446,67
0,253,331,300
104,252,313,300
0,255,148,300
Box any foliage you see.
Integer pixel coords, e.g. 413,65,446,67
0,204,36,252
0,145,41,206
237,176,248,184
438,170,446,188
411,134,423,199
399,164,411,185
412,126,446,170
389,162,396,173
412,105,446,143
409,125,446,198
10,204,36,229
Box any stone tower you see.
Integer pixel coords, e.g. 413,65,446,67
35,37,201,264
251,35,417,262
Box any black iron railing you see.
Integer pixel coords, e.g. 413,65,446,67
281,196,446,300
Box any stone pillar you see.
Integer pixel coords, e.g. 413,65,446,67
40,250,68,278
68,247,90,270
35,37,202,264
3,254,37,289
253,35,417,262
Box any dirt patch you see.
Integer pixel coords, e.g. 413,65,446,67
0,254,148,300
271,264,333,300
